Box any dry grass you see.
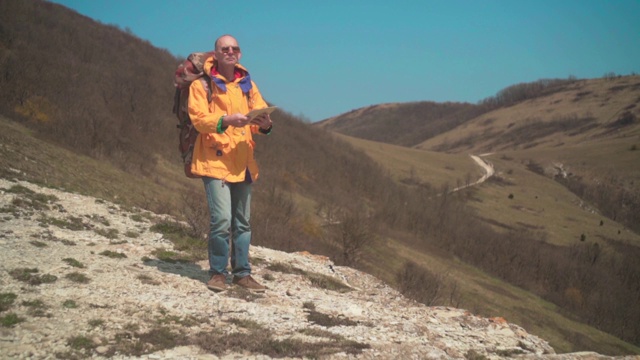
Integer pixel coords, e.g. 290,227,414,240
0,116,195,219
367,235,639,355
148,221,207,262
470,154,640,247
306,310,359,327
327,77,640,354
53,310,370,358
336,133,481,189
336,99,639,353
191,328,369,358
8,268,58,286
266,262,352,293
137,274,161,286
417,76,640,153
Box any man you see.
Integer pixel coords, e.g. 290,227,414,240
188,34,272,292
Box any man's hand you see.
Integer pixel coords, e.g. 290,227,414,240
222,113,250,127
251,113,273,130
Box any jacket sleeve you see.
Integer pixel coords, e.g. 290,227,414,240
248,81,271,135
188,79,223,134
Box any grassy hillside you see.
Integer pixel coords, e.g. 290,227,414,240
363,237,638,355
323,75,640,237
0,115,192,214
317,101,486,147
3,115,639,355
332,133,483,190
416,75,640,234
418,76,640,154
322,77,640,352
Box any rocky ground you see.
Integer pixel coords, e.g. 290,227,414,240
0,177,636,360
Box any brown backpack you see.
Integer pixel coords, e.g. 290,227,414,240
173,51,214,178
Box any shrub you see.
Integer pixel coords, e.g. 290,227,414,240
99,250,127,259
65,272,91,284
0,313,24,327
396,261,448,306
88,319,105,329
67,336,96,351
266,262,351,292
306,310,358,327
0,293,18,312
63,258,85,268
9,268,58,285
137,274,160,285
62,299,78,309
607,111,636,129
94,228,119,239
23,299,50,317
150,222,206,262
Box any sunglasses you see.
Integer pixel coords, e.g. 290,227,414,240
220,46,241,54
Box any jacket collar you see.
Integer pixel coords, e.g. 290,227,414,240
205,58,252,94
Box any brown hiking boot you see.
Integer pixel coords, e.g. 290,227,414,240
206,274,227,292
233,275,266,292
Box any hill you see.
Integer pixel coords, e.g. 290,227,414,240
419,75,640,234
0,177,564,359
1,0,640,355
316,101,486,147
323,75,640,237
316,76,640,352
418,76,640,154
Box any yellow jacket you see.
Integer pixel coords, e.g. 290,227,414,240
188,58,268,182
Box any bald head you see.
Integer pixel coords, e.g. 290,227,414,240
215,34,237,50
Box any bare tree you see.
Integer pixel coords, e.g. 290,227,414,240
331,211,374,267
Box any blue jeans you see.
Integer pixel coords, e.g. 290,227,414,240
202,177,252,277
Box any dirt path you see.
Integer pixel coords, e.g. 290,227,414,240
451,154,495,192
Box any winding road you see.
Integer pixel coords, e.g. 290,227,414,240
451,154,495,192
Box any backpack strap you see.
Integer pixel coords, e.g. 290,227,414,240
199,77,213,103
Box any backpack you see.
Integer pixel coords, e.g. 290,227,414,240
173,51,213,178
172,52,253,178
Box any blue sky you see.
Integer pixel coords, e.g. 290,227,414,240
49,0,640,122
